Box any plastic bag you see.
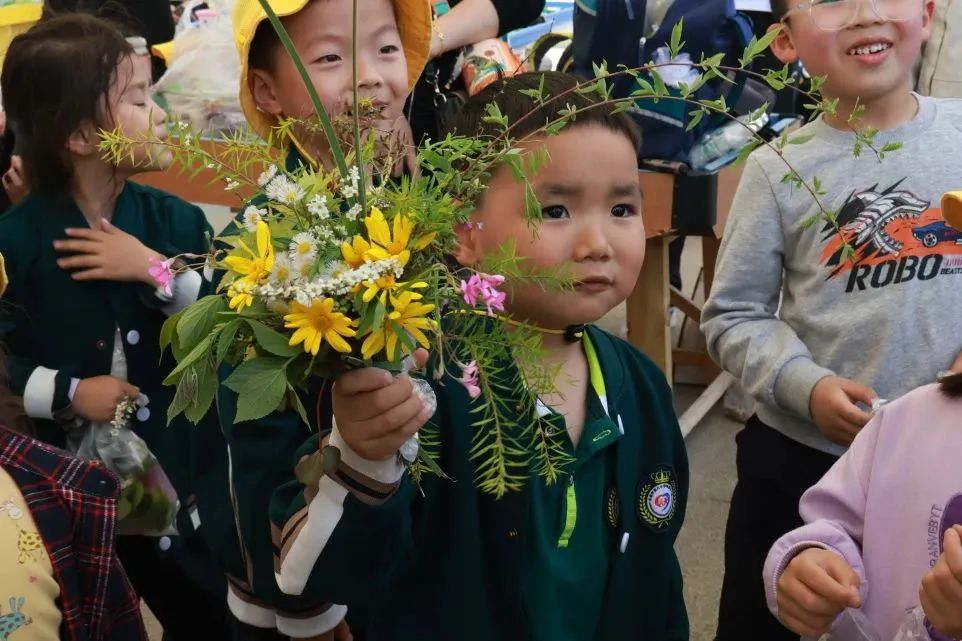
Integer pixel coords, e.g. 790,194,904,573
153,13,245,133
68,421,180,537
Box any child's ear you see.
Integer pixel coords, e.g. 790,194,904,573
251,70,283,116
768,22,799,65
920,0,936,41
66,122,99,157
454,219,483,267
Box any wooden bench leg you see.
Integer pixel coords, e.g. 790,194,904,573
626,235,672,381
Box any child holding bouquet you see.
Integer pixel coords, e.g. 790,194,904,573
0,14,227,640
282,72,689,640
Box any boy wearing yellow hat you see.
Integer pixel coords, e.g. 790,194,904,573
189,1,431,639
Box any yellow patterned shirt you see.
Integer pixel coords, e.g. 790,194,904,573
0,467,61,639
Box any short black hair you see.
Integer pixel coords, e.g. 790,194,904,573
1,13,133,193
442,71,641,152
249,18,280,72
772,0,790,20
943,373,962,398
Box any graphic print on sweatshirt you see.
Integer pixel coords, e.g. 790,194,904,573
819,179,962,292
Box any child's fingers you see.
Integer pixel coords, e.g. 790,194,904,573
361,392,425,441
797,558,861,610
410,348,429,370
63,227,107,240
70,268,109,281
335,367,394,396
942,527,962,582
821,557,862,607
53,239,101,254
122,383,141,399
395,400,434,440
839,379,877,406
835,400,872,428
58,256,103,271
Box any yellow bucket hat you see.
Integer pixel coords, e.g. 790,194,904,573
0,253,7,298
232,0,432,142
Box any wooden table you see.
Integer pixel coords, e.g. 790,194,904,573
135,155,744,435
629,166,743,436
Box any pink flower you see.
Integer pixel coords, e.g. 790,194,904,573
458,361,481,399
149,256,174,297
460,273,506,315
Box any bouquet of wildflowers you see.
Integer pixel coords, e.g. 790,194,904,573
102,7,896,494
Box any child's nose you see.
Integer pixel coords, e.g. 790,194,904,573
574,222,612,261
356,56,384,90
850,0,885,26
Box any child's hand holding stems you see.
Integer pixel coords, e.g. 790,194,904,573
331,349,432,461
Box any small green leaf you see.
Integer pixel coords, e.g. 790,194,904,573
167,366,197,424
224,356,290,423
216,319,243,364
650,70,668,99
246,319,299,357
164,333,215,385
294,451,324,486
416,446,449,480
880,141,903,154
788,133,815,146
185,358,218,424
160,309,185,353
177,295,227,350
668,18,685,58
686,109,706,132
288,385,310,426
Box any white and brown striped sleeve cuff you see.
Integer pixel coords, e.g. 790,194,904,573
273,422,404,597
325,421,405,504
227,579,346,637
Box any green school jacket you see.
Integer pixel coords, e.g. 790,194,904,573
0,182,213,540
261,324,689,641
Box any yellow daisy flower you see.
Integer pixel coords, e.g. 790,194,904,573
227,277,256,313
223,221,275,285
284,297,356,355
361,290,436,361
341,235,373,268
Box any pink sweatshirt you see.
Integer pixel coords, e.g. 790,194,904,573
764,383,962,641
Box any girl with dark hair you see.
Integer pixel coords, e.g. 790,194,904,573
0,13,228,640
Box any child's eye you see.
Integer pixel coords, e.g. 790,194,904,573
380,45,400,55
611,204,636,218
542,205,569,220
317,54,341,64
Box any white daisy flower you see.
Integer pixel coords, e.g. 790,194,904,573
266,175,305,205
270,253,293,286
289,232,318,262
242,206,266,232
293,253,316,280
257,164,279,187
307,194,330,220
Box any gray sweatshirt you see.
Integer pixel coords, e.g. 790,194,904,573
702,95,962,456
